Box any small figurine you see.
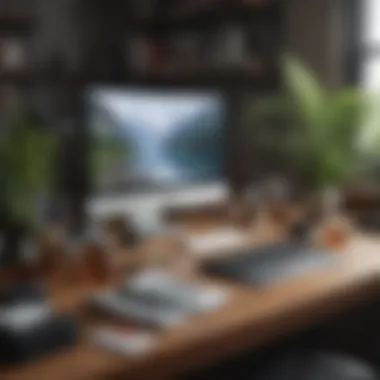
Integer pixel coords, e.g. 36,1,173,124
105,215,140,248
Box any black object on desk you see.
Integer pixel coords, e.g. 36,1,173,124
0,282,78,364
355,213,380,232
202,241,336,285
0,282,45,306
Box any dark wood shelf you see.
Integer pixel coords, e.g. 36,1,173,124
125,72,279,89
0,0,282,89
0,71,31,84
0,15,33,35
0,70,279,89
129,1,282,34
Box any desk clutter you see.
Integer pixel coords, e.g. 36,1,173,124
89,325,155,356
0,205,351,363
202,241,337,285
185,227,247,254
23,215,146,286
0,270,229,361
91,269,230,328
0,283,78,365
88,270,230,355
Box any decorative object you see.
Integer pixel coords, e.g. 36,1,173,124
80,241,115,285
0,38,26,73
105,215,140,249
36,227,68,280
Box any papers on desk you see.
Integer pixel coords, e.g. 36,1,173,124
90,325,154,355
185,228,246,256
90,270,230,329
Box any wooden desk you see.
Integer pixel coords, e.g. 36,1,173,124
3,233,380,380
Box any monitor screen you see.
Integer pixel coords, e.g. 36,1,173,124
88,88,226,195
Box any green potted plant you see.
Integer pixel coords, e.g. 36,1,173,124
0,114,57,266
244,55,372,218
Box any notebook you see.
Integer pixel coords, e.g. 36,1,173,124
91,270,229,328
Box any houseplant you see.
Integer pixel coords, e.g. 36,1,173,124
0,114,57,265
244,55,374,217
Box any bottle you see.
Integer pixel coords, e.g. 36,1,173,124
80,242,115,286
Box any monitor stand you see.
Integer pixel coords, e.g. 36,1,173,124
128,204,168,238
87,182,230,238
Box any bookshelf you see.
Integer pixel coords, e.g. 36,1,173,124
128,1,280,33
0,16,32,35
0,0,285,230
0,0,34,84
124,0,283,88
0,0,283,89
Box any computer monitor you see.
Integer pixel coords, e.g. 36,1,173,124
86,87,228,227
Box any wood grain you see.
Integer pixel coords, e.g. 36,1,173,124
2,230,380,380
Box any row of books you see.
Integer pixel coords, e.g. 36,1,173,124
127,25,278,78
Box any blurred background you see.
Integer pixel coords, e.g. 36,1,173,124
0,0,368,232
3,2,380,379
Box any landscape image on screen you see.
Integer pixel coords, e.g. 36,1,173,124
88,89,226,194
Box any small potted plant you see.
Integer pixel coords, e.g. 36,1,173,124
244,55,372,222
0,113,57,266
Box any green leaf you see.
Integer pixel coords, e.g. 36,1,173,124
1,116,57,224
282,54,325,132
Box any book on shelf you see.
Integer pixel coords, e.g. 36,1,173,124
222,24,249,69
128,36,150,75
0,37,26,73
200,25,249,72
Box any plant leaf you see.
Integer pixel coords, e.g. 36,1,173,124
282,54,325,133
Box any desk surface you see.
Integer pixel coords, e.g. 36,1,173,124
3,230,380,380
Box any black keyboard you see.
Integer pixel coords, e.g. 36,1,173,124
201,241,336,285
